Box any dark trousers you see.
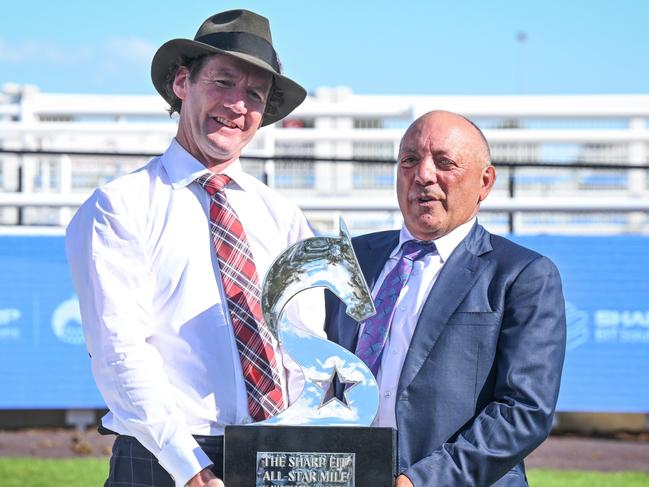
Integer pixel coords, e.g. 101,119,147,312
104,434,224,487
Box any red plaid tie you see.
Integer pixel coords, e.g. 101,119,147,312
196,173,284,421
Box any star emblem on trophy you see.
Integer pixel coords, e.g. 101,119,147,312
224,218,397,486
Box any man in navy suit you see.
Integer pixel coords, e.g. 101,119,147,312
325,111,566,486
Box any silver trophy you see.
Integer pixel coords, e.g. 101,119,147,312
259,218,378,426
224,218,396,486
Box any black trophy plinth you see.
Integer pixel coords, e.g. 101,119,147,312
224,425,397,486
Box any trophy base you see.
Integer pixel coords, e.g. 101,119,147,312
224,425,397,486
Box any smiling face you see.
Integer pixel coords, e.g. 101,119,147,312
172,54,272,171
396,111,496,241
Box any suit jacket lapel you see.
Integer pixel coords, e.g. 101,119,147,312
340,231,399,351
358,232,400,290
397,224,493,397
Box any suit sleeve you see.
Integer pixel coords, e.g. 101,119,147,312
404,256,567,487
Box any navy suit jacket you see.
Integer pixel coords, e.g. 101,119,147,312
325,223,566,486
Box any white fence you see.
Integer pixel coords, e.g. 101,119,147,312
1,84,648,235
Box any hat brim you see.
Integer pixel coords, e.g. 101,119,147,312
151,38,306,126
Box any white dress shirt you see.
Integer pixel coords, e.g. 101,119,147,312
65,139,324,486
368,218,476,428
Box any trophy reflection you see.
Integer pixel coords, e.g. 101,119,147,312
259,218,378,426
224,218,397,486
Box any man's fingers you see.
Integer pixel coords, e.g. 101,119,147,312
395,474,414,487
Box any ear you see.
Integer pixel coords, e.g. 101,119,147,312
172,66,190,101
478,165,496,202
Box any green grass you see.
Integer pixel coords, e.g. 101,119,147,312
0,458,108,487
528,469,649,486
0,459,648,487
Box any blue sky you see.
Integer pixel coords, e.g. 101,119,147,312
2,0,648,96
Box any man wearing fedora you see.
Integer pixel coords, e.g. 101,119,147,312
66,9,321,487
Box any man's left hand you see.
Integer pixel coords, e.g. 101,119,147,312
186,467,225,487
395,474,414,487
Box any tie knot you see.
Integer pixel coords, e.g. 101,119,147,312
401,240,436,262
196,173,232,196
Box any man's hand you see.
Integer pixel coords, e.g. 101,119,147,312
186,467,225,487
395,474,414,487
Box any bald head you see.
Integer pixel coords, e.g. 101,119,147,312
400,110,491,168
396,110,496,240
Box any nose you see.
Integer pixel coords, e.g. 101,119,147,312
414,157,436,185
224,87,247,114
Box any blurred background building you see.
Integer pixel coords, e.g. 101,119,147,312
1,83,648,236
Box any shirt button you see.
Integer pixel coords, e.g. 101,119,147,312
384,391,391,398
241,416,252,424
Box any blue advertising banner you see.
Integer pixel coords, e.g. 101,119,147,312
512,235,649,413
0,236,103,408
0,234,648,412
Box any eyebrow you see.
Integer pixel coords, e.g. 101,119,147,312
431,148,453,158
203,68,236,78
398,145,419,155
204,68,271,90
399,147,453,157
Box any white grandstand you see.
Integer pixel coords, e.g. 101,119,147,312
1,83,648,235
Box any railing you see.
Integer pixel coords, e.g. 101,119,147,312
2,88,648,234
1,148,648,234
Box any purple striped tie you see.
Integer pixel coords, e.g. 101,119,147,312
355,240,436,377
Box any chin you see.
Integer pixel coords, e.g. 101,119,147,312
414,221,444,240
205,140,238,158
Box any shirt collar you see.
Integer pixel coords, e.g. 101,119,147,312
394,217,476,263
161,138,253,191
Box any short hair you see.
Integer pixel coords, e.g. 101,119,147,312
163,54,210,116
163,53,284,122
459,114,492,167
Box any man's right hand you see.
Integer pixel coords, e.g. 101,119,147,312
186,467,225,487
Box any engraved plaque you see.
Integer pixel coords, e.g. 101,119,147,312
225,425,395,486
255,452,354,487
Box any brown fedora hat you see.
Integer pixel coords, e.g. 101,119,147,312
151,9,306,126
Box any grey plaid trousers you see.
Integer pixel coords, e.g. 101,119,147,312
104,434,224,487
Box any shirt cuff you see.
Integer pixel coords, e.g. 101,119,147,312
157,433,213,487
